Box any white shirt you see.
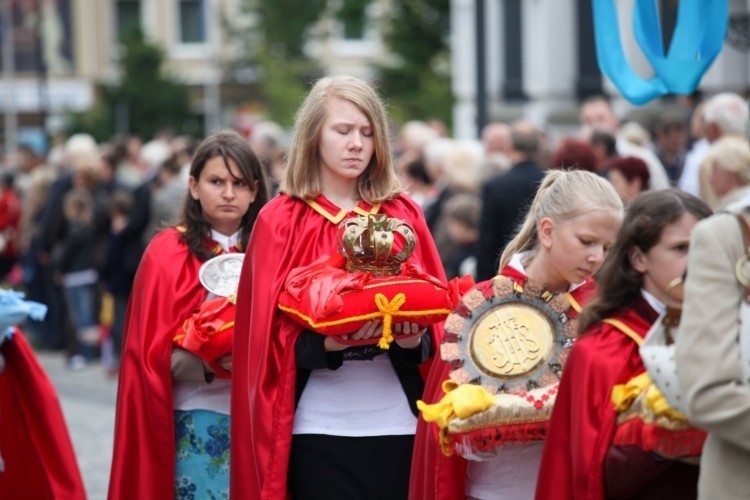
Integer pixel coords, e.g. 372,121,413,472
293,353,418,437
641,288,666,316
466,442,545,500
678,138,710,196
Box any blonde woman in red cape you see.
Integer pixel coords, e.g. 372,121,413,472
231,75,446,499
109,130,269,499
536,189,711,499
411,169,623,499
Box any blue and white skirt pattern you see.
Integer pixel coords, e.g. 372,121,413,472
174,409,230,500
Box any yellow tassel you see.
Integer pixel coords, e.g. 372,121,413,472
374,293,406,349
417,380,495,456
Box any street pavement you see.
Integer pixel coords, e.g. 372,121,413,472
36,352,117,500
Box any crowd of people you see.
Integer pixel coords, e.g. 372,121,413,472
2,75,750,499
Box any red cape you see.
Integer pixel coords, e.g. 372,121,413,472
109,228,209,499
230,193,446,499
535,304,652,500
0,328,86,499
409,265,597,500
0,187,21,258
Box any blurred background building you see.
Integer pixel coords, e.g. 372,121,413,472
453,0,750,139
2,0,750,153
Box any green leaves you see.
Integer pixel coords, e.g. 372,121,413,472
376,0,452,126
67,29,195,141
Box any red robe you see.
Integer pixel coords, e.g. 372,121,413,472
409,264,596,500
109,228,224,499
0,327,86,500
535,300,656,500
230,193,446,499
0,187,21,259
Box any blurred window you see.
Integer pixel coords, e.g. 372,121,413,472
179,0,206,44
339,0,368,40
115,0,141,41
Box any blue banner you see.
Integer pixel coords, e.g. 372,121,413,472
592,0,727,105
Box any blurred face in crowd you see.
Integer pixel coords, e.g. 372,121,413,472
189,156,258,236
580,100,619,135
709,162,741,198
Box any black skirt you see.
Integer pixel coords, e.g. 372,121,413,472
288,433,415,500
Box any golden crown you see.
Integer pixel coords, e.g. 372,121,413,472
337,214,416,276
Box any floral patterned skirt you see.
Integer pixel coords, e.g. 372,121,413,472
174,410,230,500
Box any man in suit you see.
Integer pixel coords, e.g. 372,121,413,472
676,197,750,499
475,121,544,281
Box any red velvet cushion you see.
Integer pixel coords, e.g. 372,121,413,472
278,254,473,347
173,296,235,374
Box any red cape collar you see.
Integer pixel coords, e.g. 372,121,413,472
304,195,381,224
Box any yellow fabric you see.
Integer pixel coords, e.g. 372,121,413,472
602,318,644,345
100,292,113,327
612,372,652,411
217,321,234,333
605,317,687,421
645,384,688,421
276,304,451,330
305,199,382,224
375,292,405,349
417,380,496,456
611,372,688,422
565,292,583,313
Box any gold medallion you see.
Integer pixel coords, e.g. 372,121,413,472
470,302,555,378
441,276,576,394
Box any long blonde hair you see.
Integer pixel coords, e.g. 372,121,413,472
498,169,623,270
282,75,401,203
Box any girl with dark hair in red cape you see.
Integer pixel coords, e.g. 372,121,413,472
536,190,710,499
109,130,269,499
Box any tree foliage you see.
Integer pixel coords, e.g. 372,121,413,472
377,0,453,127
236,0,327,126
67,29,197,141
235,0,453,128
254,0,326,58
376,0,452,127
337,0,370,39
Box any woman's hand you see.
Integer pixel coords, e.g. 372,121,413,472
324,321,382,352
214,354,232,372
394,322,426,349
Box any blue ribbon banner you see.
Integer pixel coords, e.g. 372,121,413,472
592,0,728,105
0,289,47,334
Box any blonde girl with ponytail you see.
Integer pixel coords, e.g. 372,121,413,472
411,169,624,500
